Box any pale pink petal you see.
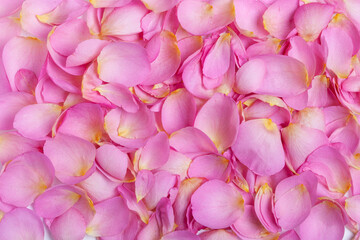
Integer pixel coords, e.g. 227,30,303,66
251,55,309,97
231,205,271,239
234,58,266,94
0,152,54,207
174,178,205,230
14,69,38,94
177,0,235,35
94,83,139,113
161,88,196,134
66,39,109,68
345,195,360,223
36,0,89,26
279,230,300,240
281,123,328,171
138,132,170,170
159,150,192,181
43,133,96,184
50,208,86,240
20,0,60,39
142,31,181,85
344,0,360,29
0,208,44,240
96,144,129,180
77,169,118,203
296,201,345,240
262,0,298,39
89,0,132,8
0,132,41,164
199,229,239,240
0,0,23,18
288,36,316,80
188,154,230,181
2,36,47,91
141,0,179,13
163,230,201,240
136,214,161,240
275,184,312,230
46,57,82,94
143,171,178,210
34,74,67,105
117,185,150,224
33,185,83,219
234,0,268,38
50,19,91,57
321,26,353,79
0,92,35,130
254,184,280,233
294,3,334,42
104,103,156,149
178,36,203,64
191,180,244,229
203,33,231,79
274,172,318,230
56,103,104,143
97,42,151,87
299,145,351,195
307,75,334,107
13,103,62,140
282,91,308,111
135,170,154,202
100,1,148,36
232,119,285,176
194,93,239,152
86,197,130,237
292,107,326,131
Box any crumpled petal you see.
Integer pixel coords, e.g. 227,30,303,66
194,93,239,152
0,208,44,240
191,180,244,229
43,133,96,184
0,151,54,207
232,119,285,176
177,0,235,35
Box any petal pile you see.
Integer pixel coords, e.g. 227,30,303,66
0,0,360,239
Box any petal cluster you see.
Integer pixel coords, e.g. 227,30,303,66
0,0,360,239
